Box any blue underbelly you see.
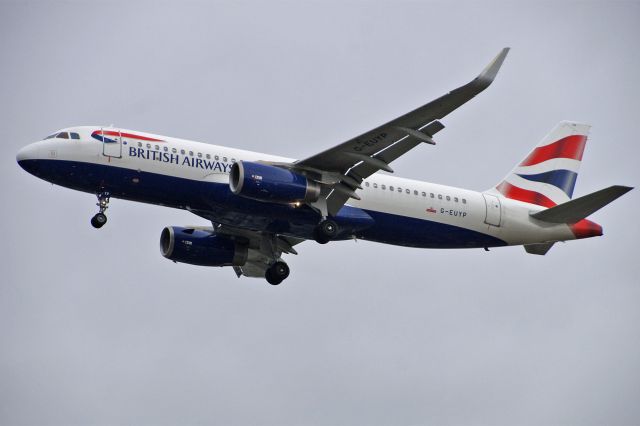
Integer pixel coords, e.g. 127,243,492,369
360,209,506,248
19,159,507,248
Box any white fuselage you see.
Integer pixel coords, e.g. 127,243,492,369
17,126,580,248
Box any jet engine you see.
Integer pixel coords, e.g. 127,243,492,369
160,226,247,266
229,161,320,204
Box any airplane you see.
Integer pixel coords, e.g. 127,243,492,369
16,48,632,285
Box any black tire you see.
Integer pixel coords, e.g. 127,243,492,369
265,269,281,285
314,219,338,244
91,213,107,229
265,261,289,285
313,232,330,244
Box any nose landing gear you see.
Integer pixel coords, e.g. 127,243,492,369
91,192,110,229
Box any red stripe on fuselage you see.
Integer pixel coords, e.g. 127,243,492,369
93,130,164,142
495,181,556,208
519,135,586,166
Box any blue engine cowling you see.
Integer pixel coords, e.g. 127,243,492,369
229,161,320,203
160,226,248,266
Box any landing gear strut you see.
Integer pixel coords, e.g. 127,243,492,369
91,192,110,229
265,261,290,285
313,219,338,244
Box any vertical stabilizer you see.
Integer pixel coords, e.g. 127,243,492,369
493,121,590,207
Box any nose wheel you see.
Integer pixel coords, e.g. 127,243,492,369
265,261,290,285
91,192,110,229
91,212,107,228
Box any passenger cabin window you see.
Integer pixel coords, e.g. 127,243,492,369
189,151,194,156
197,152,202,158
138,142,142,148
389,186,394,191
397,187,402,193
215,155,219,160
365,182,370,187
446,196,451,201
206,154,211,159
462,199,467,204
421,191,426,197
430,193,435,198
438,194,442,200
181,149,186,155
406,189,411,194
381,184,386,190
454,197,459,202
373,183,378,188
172,148,177,154
414,190,418,195
163,146,168,152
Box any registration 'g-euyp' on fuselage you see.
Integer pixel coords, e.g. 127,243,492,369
17,48,632,285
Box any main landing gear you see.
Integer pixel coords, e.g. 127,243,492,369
265,261,290,285
313,218,338,244
91,192,110,229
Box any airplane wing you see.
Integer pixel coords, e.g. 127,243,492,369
294,47,510,215
184,209,305,278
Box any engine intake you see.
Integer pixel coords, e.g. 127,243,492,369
229,161,320,204
160,226,247,267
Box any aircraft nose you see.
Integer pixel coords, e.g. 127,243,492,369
17,143,38,162
16,143,41,174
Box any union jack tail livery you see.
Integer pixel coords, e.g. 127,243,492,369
495,121,589,207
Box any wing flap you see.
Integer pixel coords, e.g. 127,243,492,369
325,121,448,214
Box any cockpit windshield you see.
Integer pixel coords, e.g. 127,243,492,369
44,132,80,140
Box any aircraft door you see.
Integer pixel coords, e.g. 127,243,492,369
483,193,502,227
101,128,122,158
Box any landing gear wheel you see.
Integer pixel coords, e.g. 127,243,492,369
91,191,111,229
91,213,107,228
265,261,290,285
314,219,338,244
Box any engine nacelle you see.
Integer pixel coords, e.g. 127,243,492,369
229,161,320,204
160,226,247,267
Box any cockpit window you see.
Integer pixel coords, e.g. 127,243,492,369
44,131,78,140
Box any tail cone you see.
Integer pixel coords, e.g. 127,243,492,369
570,219,603,239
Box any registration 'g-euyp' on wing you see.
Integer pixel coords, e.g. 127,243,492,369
292,47,510,216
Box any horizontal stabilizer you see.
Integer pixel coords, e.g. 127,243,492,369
524,242,555,255
530,185,633,223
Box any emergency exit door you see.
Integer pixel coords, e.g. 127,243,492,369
101,128,122,158
482,193,502,227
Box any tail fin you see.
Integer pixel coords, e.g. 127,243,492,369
494,121,590,207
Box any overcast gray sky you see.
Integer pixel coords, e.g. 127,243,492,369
2,1,639,425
